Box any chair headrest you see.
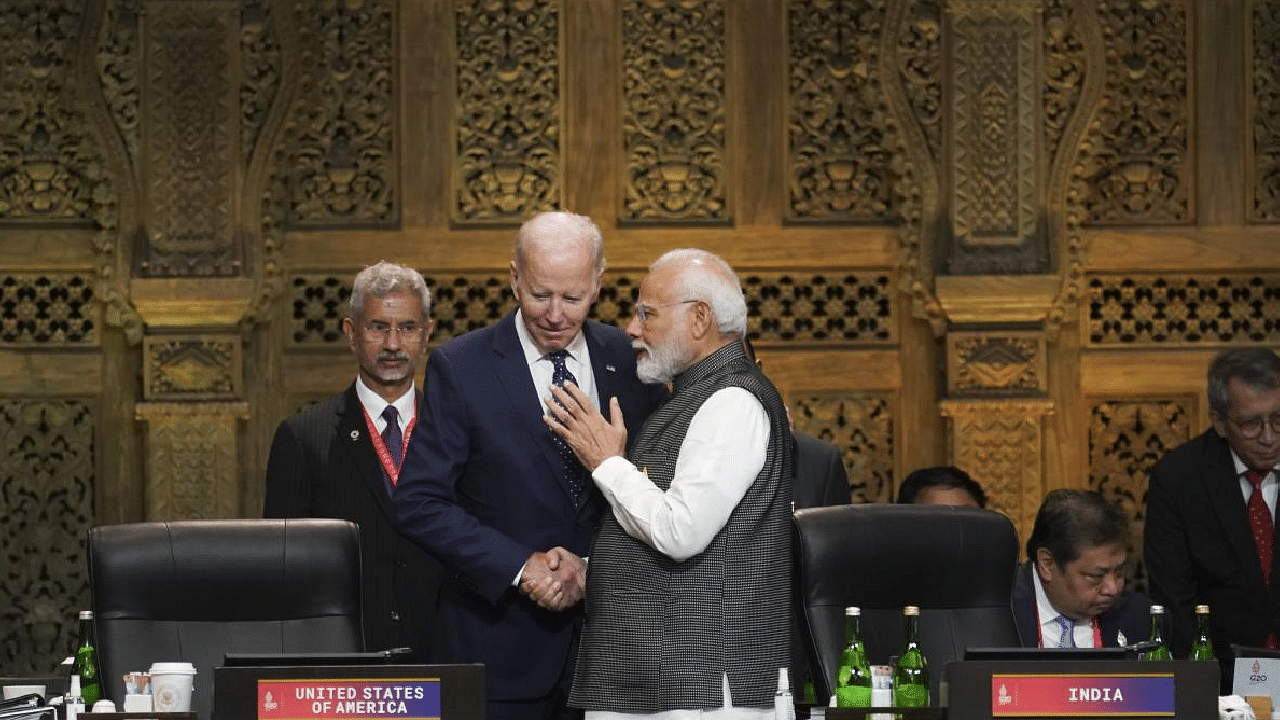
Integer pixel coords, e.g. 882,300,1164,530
88,518,361,621
793,503,1019,608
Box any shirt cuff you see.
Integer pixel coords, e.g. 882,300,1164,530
593,455,634,484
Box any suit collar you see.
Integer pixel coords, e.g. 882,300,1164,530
490,314,598,511
1012,562,1038,647
1197,430,1270,590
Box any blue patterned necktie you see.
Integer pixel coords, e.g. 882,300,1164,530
548,350,588,506
381,405,403,466
1053,614,1076,648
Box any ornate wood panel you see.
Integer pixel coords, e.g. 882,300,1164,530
0,400,94,674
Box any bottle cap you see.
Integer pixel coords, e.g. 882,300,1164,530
1150,604,1164,613
904,605,920,615
79,610,93,620
845,606,861,616
1195,604,1210,614
776,667,790,692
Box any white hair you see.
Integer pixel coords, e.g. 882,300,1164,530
650,248,746,337
512,211,606,275
349,261,431,319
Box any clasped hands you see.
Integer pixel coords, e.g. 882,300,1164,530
520,546,587,611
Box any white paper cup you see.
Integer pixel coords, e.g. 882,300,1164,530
2,685,46,700
148,662,197,712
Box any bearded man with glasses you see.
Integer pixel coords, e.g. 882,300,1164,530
1146,346,1280,691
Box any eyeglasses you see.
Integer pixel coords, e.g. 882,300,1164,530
634,300,697,323
361,321,426,342
1228,412,1280,439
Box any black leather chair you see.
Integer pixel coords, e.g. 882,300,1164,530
88,519,364,720
793,503,1021,702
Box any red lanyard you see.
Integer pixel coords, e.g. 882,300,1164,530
1035,605,1103,648
361,406,416,487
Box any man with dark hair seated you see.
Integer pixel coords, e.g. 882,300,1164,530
1012,489,1151,649
897,465,986,508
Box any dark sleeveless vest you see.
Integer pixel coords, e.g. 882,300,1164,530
569,341,794,712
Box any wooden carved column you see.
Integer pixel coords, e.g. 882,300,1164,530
128,1,251,520
923,0,1102,540
104,0,296,520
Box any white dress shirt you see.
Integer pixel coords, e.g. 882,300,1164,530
511,311,597,586
591,386,768,562
514,308,599,412
587,385,772,720
354,376,415,434
1230,450,1279,519
1032,567,1095,648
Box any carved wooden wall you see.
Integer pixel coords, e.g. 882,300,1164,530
2,0,1277,674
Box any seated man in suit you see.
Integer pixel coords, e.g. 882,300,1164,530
1012,489,1151,649
264,260,442,663
897,465,986,508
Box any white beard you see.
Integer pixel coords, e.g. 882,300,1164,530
634,338,686,385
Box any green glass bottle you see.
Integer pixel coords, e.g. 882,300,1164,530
1142,605,1172,661
835,606,872,708
1188,604,1215,661
74,610,102,707
893,605,929,710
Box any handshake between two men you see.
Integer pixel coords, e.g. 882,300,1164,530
520,546,587,611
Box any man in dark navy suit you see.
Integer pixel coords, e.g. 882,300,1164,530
265,261,442,663
396,212,666,720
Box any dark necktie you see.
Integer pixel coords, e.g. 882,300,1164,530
548,350,588,506
381,405,403,467
1247,470,1273,586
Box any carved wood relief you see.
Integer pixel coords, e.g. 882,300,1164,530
454,0,559,222
2,0,1278,677
0,274,96,344
786,0,894,221
134,401,249,520
1087,273,1280,345
1083,0,1190,224
144,334,242,400
941,398,1053,545
0,2,98,224
945,0,1044,275
791,391,894,503
1088,397,1194,593
288,0,393,227
622,0,727,222
0,400,94,674
140,2,243,275
946,331,1046,396
1251,0,1280,221
287,270,895,347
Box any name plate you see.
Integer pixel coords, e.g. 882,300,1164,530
256,678,441,720
990,673,1176,717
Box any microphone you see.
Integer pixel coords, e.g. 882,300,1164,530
1122,640,1159,656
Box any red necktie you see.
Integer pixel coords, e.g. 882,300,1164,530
1247,470,1279,649
1247,470,1273,585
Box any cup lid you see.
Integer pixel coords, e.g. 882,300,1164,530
148,662,197,674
